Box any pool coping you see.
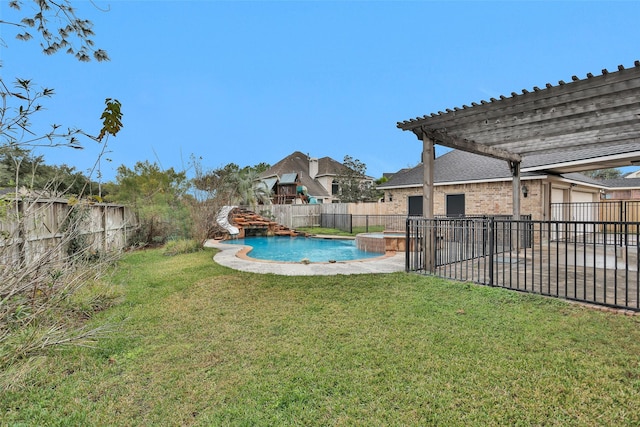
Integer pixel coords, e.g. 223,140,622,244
204,238,406,276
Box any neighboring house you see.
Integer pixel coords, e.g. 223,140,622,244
599,178,640,201
258,151,373,204
377,149,615,221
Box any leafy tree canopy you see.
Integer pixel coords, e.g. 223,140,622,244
104,161,191,244
191,161,272,207
5,0,109,62
582,168,622,180
106,161,188,206
336,155,381,203
0,145,97,196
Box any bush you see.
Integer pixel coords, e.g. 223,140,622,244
162,239,202,256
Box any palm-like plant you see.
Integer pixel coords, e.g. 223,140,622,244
224,169,272,208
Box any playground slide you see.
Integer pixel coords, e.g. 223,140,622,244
216,206,239,236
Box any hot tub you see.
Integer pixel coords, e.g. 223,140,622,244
356,231,406,253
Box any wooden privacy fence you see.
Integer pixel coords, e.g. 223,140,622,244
0,198,137,266
246,202,395,229
551,201,640,233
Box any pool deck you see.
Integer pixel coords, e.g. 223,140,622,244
204,239,406,276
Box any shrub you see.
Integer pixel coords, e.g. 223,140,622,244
162,239,202,256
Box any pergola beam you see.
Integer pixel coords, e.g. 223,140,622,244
416,127,521,163
432,101,640,147
399,64,640,162
399,65,640,133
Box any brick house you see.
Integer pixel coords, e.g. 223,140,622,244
378,149,610,221
258,151,373,204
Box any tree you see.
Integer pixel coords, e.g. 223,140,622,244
188,160,272,240
582,168,622,180
224,168,272,208
336,155,380,202
192,161,272,207
106,161,190,245
375,175,389,185
0,145,99,195
1,2,121,196
4,0,109,62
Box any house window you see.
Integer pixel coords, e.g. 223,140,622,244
408,196,422,216
332,180,339,195
446,194,465,217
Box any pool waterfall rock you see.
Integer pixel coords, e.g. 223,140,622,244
215,207,306,240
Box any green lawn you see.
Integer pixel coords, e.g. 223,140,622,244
2,248,640,426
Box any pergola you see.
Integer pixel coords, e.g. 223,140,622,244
397,61,640,222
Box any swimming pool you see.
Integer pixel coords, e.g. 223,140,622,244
223,236,382,263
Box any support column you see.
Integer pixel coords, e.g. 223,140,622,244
422,131,435,272
422,133,435,219
509,160,521,255
509,160,521,221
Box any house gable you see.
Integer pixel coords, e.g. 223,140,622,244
258,151,371,204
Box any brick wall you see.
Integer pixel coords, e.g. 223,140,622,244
382,180,545,220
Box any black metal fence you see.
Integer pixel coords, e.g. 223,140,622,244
551,200,640,223
551,201,640,246
406,217,640,311
320,214,407,233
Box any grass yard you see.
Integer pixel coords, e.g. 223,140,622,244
2,248,640,426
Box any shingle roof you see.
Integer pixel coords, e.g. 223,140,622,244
598,177,640,189
317,156,349,176
258,151,349,198
378,150,537,189
559,172,607,186
377,149,609,189
259,151,310,179
295,171,330,198
521,142,640,172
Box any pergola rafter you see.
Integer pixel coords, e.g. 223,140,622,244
399,61,640,162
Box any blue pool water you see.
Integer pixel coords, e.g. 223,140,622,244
223,236,381,262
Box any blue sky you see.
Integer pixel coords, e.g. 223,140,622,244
2,0,640,182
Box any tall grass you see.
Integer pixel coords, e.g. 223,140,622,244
2,248,640,425
0,200,122,385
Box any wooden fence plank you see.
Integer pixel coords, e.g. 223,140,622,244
0,198,137,266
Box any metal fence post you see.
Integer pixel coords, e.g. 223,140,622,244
620,201,625,246
488,217,494,286
405,217,410,271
